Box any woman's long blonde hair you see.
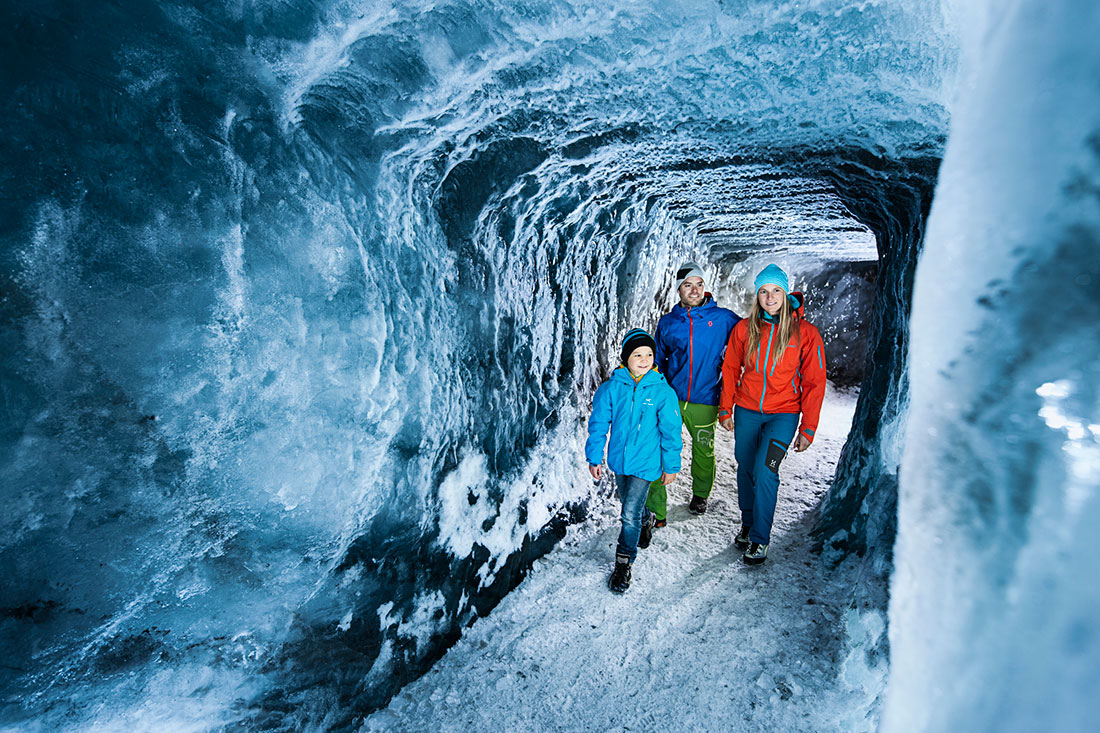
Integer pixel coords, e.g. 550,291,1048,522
744,292,796,369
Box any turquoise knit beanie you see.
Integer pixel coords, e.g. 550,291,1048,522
753,264,789,293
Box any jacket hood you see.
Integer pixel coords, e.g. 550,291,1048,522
790,291,805,318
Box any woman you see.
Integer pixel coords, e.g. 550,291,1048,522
717,264,826,565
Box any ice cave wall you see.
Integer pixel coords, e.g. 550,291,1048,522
885,1,1100,730
0,0,960,727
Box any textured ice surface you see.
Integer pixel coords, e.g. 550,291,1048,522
885,1,1100,730
2,0,956,727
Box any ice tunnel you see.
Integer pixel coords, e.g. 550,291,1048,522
1,0,1097,730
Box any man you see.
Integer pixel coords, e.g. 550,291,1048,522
647,262,741,526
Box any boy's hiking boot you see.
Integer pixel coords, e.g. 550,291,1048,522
654,518,667,528
734,525,751,550
638,515,655,550
743,542,768,566
609,555,632,593
688,495,708,515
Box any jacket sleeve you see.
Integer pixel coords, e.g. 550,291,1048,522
798,323,827,444
718,323,744,420
654,318,670,375
584,382,613,466
658,386,683,474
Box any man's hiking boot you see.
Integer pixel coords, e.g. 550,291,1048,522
734,525,751,550
688,494,708,515
608,555,632,593
743,542,768,566
638,514,655,550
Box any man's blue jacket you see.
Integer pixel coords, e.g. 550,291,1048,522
585,367,683,482
654,295,741,407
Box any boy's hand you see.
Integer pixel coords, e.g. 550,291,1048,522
719,417,733,432
661,472,677,486
589,464,602,480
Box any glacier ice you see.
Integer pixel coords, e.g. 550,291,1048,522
884,1,1100,730
4,0,1093,730
2,0,950,725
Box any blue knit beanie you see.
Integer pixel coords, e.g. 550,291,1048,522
620,328,657,364
754,264,789,293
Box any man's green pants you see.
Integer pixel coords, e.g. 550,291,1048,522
646,401,719,521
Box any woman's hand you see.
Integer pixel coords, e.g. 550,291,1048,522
719,417,734,432
589,464,602,480
661,471,677,486
794,434,811,452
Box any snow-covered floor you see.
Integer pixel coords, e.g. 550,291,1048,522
366,384,869,732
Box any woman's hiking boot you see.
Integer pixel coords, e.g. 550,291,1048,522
688,494,708,515
734,525,751,550
608,554,632,593
743,542,768,565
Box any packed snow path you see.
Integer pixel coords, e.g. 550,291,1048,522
366,385,867,732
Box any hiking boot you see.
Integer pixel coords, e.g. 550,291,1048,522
638,514,655,550
743,542,768,566
608,555,632,593
734,525,751,550
688,495,708,515
654,518,667,529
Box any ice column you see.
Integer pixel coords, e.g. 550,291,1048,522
885,1,1100,730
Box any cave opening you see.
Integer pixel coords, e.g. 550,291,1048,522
249,147,943,727
294,145,944,727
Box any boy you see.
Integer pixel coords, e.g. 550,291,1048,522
585,328,682,592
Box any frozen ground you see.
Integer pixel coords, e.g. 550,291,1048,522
365,384,867,732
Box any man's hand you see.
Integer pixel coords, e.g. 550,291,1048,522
661,471,677,486
794,434,811,452
589,464,602,480
719,417,733,432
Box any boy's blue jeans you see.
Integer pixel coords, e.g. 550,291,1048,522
733,407,799,546
615,474,655,562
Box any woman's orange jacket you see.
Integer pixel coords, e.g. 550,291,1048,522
717,293,827,444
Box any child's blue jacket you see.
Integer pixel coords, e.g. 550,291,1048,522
585,367,683,482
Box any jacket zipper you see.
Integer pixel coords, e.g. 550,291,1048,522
759,322,774,412
633,378,640,431
687,307,694,402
